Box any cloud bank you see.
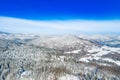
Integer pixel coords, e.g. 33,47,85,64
0,16,120,34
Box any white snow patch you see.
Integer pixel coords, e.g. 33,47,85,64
59,74,79,80
64,50,81,54
20,71,34,80
101,58,120,66
87,46,120,58
79,56,100,63
79,57,90,62
58,56,66,62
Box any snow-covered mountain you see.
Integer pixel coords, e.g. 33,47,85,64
0,32,120,80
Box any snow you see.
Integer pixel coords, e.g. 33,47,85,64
82,46,110,62
80,56,120,66
79,46,120,66
79,57,90,62
88,46,110,56
79,34,111,41
94,51,109,56
21,71,32,76
64,50,81,54
59,74,79,80
101,58,120,66
88,46,120,57
58,56,65,62
79,56,100,63
101,46,120,52
88,47,100,53
20,71,34,80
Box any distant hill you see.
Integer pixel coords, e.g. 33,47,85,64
0,31,10,34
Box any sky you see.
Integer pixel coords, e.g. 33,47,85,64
0,0,120,34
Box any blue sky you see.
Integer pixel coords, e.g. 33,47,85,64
0,0,120,34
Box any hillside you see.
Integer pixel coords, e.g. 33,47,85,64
0,33,120,80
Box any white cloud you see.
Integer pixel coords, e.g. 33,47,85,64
0,16,120,34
